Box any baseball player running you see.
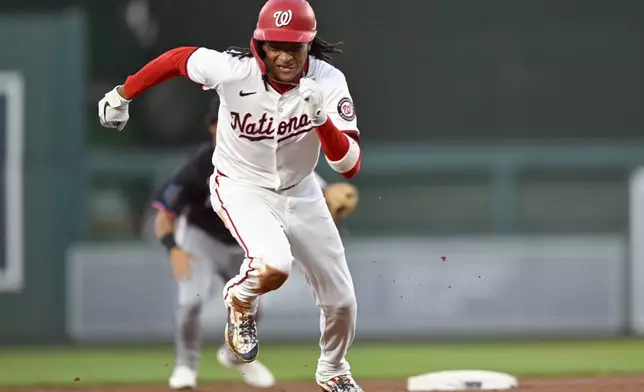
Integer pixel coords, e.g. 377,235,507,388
98,1,365,390
147,96,358,390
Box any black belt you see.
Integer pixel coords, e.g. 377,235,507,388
217,170,299,192
275,184,297,192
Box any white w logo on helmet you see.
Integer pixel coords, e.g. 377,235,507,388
273,10,293,27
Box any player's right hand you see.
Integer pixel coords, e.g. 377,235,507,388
98,85,131,131
169,248,195,281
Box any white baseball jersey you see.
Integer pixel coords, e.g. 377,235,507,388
185,48,359,190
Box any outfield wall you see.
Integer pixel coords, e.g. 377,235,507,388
65,236,628,343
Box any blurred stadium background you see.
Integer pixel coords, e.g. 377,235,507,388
1,0,644,389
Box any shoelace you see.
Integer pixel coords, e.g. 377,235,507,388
330,376,356,391
238,315,257,344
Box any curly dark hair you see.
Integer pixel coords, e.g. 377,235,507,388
227,36,343,64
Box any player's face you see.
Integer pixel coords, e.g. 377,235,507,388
263,41,310,83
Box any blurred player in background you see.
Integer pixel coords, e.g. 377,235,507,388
145,95,359,390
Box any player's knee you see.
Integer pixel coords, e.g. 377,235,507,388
329,291,357,314
178,289,207,309
256,264,290,294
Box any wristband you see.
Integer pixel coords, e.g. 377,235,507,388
160,233,177,252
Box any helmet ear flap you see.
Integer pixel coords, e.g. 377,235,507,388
253,39,266,57
250,38,269,75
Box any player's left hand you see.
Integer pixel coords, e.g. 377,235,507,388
324,182,359,223
300,78,327,126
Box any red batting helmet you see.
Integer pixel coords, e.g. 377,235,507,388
253,0,317,43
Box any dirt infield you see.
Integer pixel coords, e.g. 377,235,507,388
2,374,644,392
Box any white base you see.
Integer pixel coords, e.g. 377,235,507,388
407,370,518,391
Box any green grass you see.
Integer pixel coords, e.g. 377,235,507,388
1,338,644,387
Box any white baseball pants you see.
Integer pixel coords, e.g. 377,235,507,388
209,171,357,382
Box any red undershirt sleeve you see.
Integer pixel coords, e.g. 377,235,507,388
123,46,199,99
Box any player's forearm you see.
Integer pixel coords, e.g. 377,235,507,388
154,210,175,238
315,118,361,179
154,210,180,252
120,47,199,100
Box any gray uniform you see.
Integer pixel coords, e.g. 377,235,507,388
173,213,245,368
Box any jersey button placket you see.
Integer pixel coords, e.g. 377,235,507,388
275,99,284,189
